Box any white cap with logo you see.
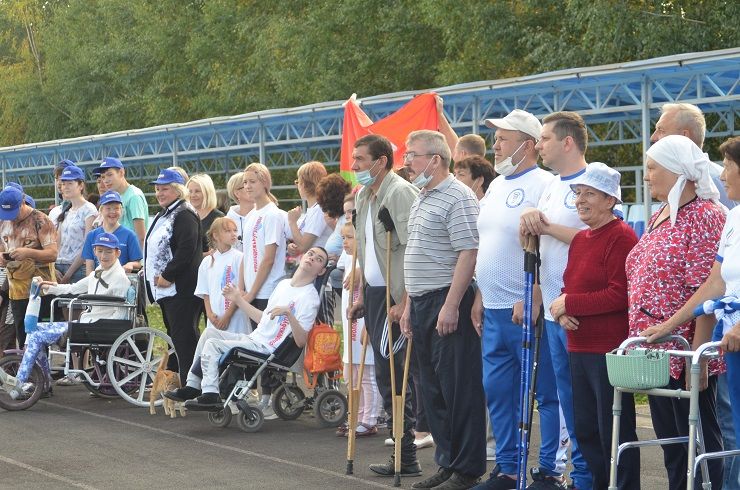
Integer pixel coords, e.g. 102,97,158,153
484,109,542,141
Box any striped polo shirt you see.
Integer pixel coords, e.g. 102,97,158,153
404,175,480,297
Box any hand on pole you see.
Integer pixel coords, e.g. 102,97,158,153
388,303,404,324
519,207,549,236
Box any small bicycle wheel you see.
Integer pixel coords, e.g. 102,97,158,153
313,389,347,428
0,355,45,411
236,406,264,433
208,408,233,428
272,385,306,420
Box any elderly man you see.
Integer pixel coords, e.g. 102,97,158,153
651,102,739,489
472,110,571,490
0,186,58,351
349,134,423,477
401,130,486,489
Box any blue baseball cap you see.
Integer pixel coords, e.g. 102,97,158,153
60,165,85,181
99,157,123,170
6,182,23,192
91,166,102,177
55,159,74,172
92,232,120,249
0,186,24,220
99,190,123,206
25,195,35,208
5,183,34,207
150,168,185,185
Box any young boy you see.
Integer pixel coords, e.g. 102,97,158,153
0,233,131,396
164,246,328,409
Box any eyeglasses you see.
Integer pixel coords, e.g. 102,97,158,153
403,152,437,163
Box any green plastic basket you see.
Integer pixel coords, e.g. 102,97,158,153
605,348,670,389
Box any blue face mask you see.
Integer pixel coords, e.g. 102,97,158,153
355,159,380,186
412,156,436,189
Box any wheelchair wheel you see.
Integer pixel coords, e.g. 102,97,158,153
106,327,176,407
236,406,264,433
81,347,132,399
272,385,306,420
313,389,347,428
0,355,46,411
208,408,233,428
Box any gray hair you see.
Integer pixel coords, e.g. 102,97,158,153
406,130,451,162
661,103,706,148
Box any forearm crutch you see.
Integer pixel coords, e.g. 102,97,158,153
378,206,403,487
517,234,539,490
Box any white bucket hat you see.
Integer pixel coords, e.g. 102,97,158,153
569,162,622,203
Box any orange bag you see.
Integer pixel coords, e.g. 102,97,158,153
303,322,342,388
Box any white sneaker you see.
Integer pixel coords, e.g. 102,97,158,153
262,405,279,420
56,374,81,386
384,437,394,447
414,433,435,449
0,368,19,391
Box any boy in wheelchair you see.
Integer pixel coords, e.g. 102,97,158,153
0,233,130,397
164,246,328,410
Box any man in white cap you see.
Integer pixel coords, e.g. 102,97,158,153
518,111,601,490
472,110,569,490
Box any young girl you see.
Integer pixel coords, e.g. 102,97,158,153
225,172,255,253
337,221,380,437
194,217,249,335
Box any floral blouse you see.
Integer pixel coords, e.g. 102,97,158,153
626,198,726,379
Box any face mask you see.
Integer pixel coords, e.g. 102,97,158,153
412,156,436,189
355,159,380,186
495,141,527,176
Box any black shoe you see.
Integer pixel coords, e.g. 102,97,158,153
435,471,481,489
473,464,516,490
526,468,566,489
183,392,221,411
411,467,454,488
368,458,422,477
164,386,201,402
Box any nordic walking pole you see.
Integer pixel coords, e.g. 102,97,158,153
345,232,359,474
517,233,538,490
378,205,401,487
526,237,543,449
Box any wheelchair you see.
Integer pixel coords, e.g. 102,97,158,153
0,273,175,411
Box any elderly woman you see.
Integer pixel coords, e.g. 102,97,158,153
144,169,202,383
626,134,726,487
643,136,740,444
186,174,225,254
287,161,331,255
549,162,640,489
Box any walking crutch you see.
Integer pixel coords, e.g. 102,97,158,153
517,234,540,490
378,205,410,488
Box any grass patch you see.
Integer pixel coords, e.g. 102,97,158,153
634,393,648,405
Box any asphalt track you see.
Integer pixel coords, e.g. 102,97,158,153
0,387,675,489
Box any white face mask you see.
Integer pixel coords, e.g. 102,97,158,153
495,141,527,176
412,156,436,189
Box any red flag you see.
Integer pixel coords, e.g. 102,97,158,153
340,93,439,183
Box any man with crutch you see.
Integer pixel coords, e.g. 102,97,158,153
471,110,567,490
348,134,422,478
401,130,486,489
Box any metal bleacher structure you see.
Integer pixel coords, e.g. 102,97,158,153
0,47,738,228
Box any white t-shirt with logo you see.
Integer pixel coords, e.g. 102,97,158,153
242,202,287,299
289,202,333,248
476,167,555,309
718,206,740,335
537,167,589,321
226,206,252,253
249,279,320,353
337,252,374,365
195,248,250,334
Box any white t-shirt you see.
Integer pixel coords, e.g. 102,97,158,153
242,202,287,299
226,206,252,253
195,248,250,334
338,252,374,365
249,279,320,353
363,201,386,287
537,167,590,321
56,201,98,264
476,167,555,309
718,206,740,335
290,203,332,248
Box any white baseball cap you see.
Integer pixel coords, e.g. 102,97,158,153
484,109,542,141
569,162,622,203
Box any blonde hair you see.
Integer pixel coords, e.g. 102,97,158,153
206,217,237,264
661,103,706,148
187,173,218,212
296,161,327,197
226,172,245,203
170,182,189,200
244,162,278,204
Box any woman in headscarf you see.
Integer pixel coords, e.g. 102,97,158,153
626,134,726,487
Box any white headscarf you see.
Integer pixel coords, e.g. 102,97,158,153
646,134,720,225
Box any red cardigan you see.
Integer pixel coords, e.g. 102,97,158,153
562,219,638,353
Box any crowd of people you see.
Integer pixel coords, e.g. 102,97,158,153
0,101,739,490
